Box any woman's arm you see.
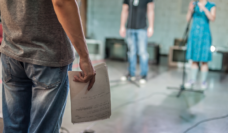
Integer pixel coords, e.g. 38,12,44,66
198,3,216,21
186,1,194,22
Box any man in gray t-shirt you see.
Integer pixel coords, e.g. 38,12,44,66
0,0,96,132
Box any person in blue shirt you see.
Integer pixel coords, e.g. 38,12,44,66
185,0,216,89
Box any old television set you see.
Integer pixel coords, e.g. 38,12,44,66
86,39,104,60
169,46,188,67
105,38,128,61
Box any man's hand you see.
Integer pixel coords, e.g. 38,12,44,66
147,27,154,37
119,26,126,38
73,57,96,91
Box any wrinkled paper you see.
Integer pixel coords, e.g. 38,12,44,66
68,63,111,123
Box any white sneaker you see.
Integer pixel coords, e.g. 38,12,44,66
184,80,195,89
121,74,136,81
130,76,136,81
139,76,147,84
200,82,208,90
121,76,127,81
139,79,146,84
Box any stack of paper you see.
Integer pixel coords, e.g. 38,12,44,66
68,63,111,123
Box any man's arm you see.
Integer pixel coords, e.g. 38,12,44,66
52,0,96,90
147,2,155,37
119,4,129,38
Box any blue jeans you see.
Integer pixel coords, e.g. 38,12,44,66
1,54,72,133
126,29,149,76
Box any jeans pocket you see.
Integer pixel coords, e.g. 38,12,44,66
34,80,61,90
32,66,63,90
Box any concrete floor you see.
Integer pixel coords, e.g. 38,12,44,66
0,58,228,133
61,59,228,133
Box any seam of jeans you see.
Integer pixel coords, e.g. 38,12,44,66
52,64,71,133
34,80,61,90
52,76,68,133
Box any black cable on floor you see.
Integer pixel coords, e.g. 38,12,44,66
80,92,175,133
113,92,173,111
183,114,228,133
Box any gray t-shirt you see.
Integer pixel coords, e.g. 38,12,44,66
0,0,75,67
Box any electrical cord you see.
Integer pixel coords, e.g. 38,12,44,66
83,89,228,133
183,114,228,133
63,89,228,133
113,92,173,110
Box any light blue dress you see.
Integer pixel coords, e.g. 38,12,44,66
186,2,216,62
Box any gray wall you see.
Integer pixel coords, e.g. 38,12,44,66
87,0,228,54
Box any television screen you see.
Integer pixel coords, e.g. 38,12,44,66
172,49,187,63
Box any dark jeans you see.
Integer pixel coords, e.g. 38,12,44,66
1,54,72,133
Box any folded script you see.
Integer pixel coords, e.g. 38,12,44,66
68,63,111,123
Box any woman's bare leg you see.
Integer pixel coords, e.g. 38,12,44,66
201,62,208,72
